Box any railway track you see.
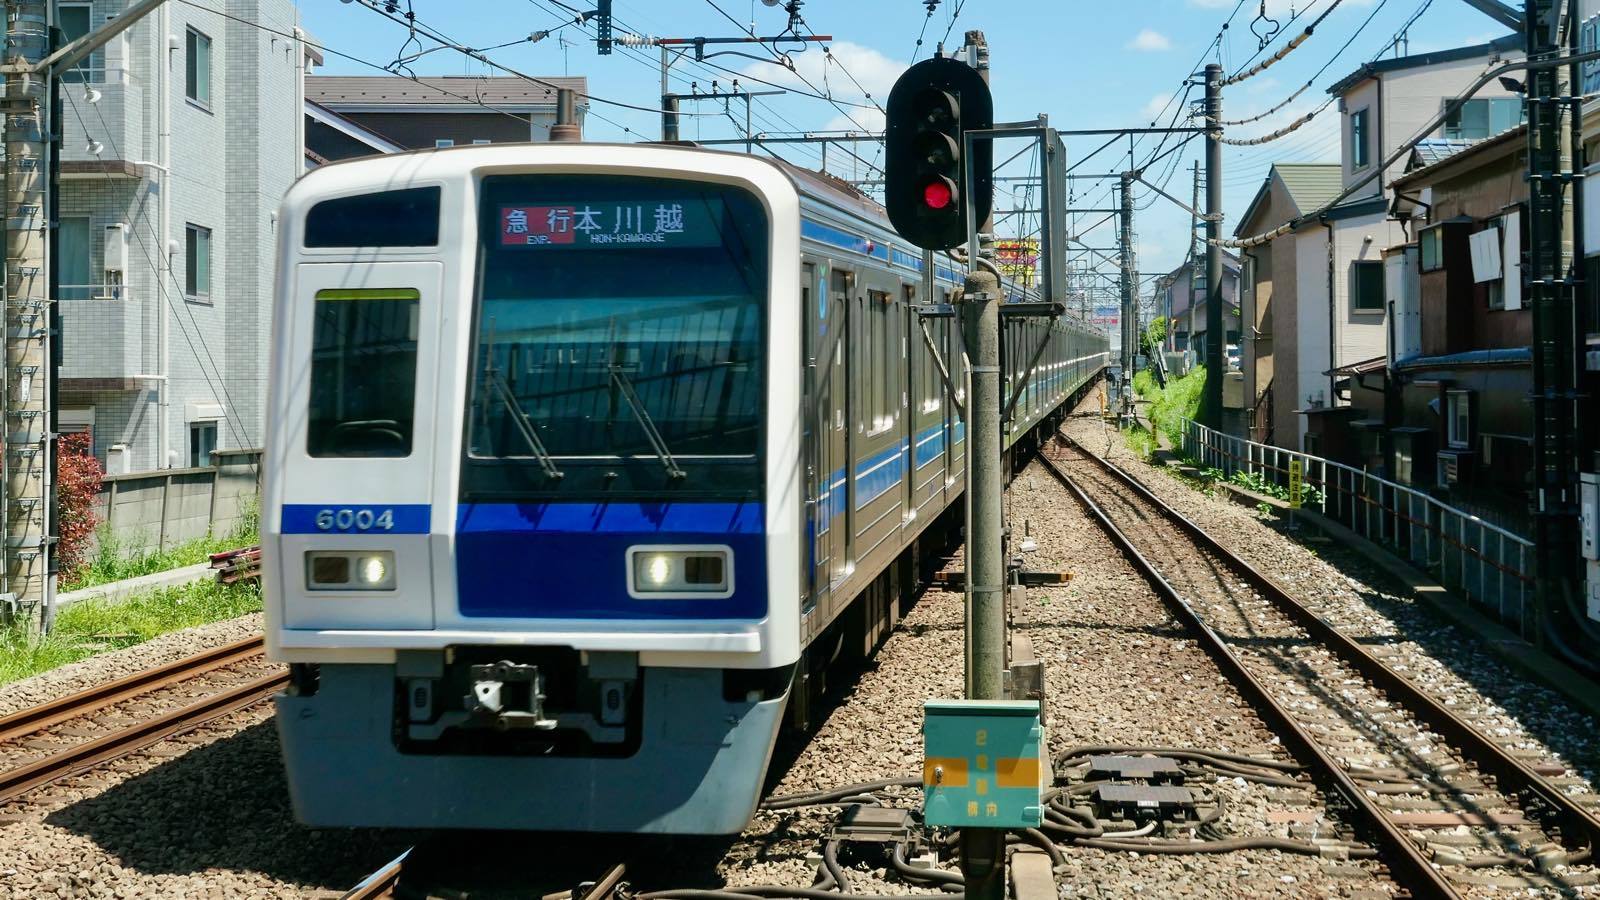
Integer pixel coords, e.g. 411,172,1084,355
343,851,627,900
1038,436,1600,899
0,634,283,803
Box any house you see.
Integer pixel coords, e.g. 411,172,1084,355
304,75,588,160
1351,125,1532,529
1240,36,1523,454
1159,251,1241,363
1234,163,1341,445
56,0,312,473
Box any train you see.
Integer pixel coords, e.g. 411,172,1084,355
262,142,1107,834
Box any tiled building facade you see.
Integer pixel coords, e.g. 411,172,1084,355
56,0,308,472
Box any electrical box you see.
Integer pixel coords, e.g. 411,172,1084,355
104,223,127,300
922,699,1046,828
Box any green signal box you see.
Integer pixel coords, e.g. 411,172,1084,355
922,699,1048,828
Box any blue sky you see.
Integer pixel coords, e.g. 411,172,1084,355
298,0,1513,293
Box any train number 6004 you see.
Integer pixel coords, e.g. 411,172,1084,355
314,508,395,532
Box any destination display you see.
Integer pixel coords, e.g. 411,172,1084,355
498,201,721,249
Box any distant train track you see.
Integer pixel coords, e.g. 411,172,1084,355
1039,435,1600,900
0,634,280,803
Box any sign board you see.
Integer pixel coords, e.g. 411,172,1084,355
1288,459,1303,510
994,238,1040,286
923,699,1046,828
498,202,716,249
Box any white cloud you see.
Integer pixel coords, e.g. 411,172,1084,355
1141,93,1172,121
742,41,905,111
1127,29,1172,52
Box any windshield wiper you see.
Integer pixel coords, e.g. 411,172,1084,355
478,345,563,480
609,363,687,480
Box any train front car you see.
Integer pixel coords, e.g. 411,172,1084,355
264,145,802,834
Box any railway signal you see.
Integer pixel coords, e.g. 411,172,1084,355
884,56,993,250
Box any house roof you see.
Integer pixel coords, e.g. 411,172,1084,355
304,99,405,154
1326,33,1521,97
1391,123,1527,191
1234,163,1340,238
306,76,589,111
1410,138,1479,168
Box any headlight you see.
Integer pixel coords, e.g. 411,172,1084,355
305,550,396,591
627,546,733,598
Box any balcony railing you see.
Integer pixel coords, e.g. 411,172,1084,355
1180,418,1534,636
59,283,124,302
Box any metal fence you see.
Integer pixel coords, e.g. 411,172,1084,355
1180,418,1534,635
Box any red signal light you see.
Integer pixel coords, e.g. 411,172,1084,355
923,179,953,209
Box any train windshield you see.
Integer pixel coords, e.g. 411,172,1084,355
463,174,768,499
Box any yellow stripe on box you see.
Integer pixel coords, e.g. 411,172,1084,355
923,757,969,787
996,757,1040,788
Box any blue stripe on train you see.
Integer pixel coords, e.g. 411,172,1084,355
454,502,767,620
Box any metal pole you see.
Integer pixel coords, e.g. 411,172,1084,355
1119,172,1135,420
660,45,679,141
1523,0,1585,644
3,0,52,625
1203,63,1224,429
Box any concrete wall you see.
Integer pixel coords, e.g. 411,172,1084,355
1294,228,1331,449
92,449,261,557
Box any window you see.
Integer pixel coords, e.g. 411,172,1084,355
308,288,420,458
1419,226,1443,272
435,139,455,148
59,216,92,300
1446,390,1472,449
868,289,893,432
184,224,211,298
1350,260,1385,312
304,187,441,248
471,139,491,145
1351,108,1370,169
58,4,92,83
1443,98,1522,140
185,28,211,106
189,421,217,468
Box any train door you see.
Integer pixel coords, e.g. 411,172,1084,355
802,262,828,627
826,267,853,595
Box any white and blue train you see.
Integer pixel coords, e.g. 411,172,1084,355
263,143,1106,834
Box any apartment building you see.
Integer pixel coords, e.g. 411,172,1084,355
56,0,310,472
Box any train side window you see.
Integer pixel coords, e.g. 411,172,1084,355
304,186,441,248
307,288,420,457
867,289,892,432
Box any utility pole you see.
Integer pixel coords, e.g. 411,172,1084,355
1118,171,1135,420
960,30,1004,900
1202,63,1224,429
659,45,679,140
3,0,52,625
1523,0,1587,652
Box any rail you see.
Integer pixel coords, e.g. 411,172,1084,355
1179,418,1534,635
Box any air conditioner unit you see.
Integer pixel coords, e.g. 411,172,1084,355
1437,450,1474,487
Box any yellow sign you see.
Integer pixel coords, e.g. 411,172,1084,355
1288,459,1303,509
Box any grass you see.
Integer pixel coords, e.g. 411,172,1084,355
0,580,262,686
64,497,259,592
1147,367,1207,450
1124,423,1158,460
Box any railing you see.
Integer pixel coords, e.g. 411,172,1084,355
59,283,123,302
1180,418,1534,636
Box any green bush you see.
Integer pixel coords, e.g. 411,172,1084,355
1131,369,1157,399
1148,367,1206,450
1124,424,1157,459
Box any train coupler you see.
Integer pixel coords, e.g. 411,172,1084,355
466,661,557,730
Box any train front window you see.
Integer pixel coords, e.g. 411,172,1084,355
465,175,767,498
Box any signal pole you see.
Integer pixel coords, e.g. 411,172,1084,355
3,0,52,624
1202,63,1224,429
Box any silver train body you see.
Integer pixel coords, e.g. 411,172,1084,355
263,143,1107,833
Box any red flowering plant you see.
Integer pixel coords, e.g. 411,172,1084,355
56,432,103,583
